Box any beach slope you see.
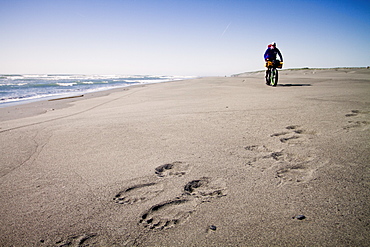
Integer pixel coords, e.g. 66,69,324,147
1,68,369,246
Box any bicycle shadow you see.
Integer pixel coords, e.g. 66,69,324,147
278,84,311,87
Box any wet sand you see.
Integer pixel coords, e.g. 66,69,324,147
0,68,369,246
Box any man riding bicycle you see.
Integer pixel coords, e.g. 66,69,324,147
264,42,283,63
264,42,283,85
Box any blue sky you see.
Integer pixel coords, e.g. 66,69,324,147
0,0,369,76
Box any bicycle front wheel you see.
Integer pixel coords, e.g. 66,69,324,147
271,68,279,87
265,69,271,85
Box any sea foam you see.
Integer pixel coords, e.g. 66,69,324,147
0,74,195,106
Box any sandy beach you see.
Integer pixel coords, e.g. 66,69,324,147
0,68,369,246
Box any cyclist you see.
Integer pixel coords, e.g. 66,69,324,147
264,42,283,63
264,42,283,84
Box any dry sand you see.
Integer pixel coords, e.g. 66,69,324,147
0,68,369,246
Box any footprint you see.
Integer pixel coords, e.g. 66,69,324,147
114,182,164,205
155,161,190,178
183,177,227,201
271,125,314,144
343,110,370,130
276,163,316,186
269,151,285,161
286,125,300,130
55,233,97,247
244,145,270,152
343,110,370,131
344,120,370,129
345,110,360,117
244,145,285,167
270,131,289,137
280,135,300,143
139,198,197,230
138,177,227,231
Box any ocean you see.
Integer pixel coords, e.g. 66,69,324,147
0,74,194,107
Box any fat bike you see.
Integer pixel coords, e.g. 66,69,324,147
265,60,283,87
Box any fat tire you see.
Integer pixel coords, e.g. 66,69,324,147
272,69,279,87
270,68,276,86
265,69,271,85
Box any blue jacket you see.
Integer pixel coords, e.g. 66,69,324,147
264,47,283,62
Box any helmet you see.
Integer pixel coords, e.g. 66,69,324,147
271,42,276,46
